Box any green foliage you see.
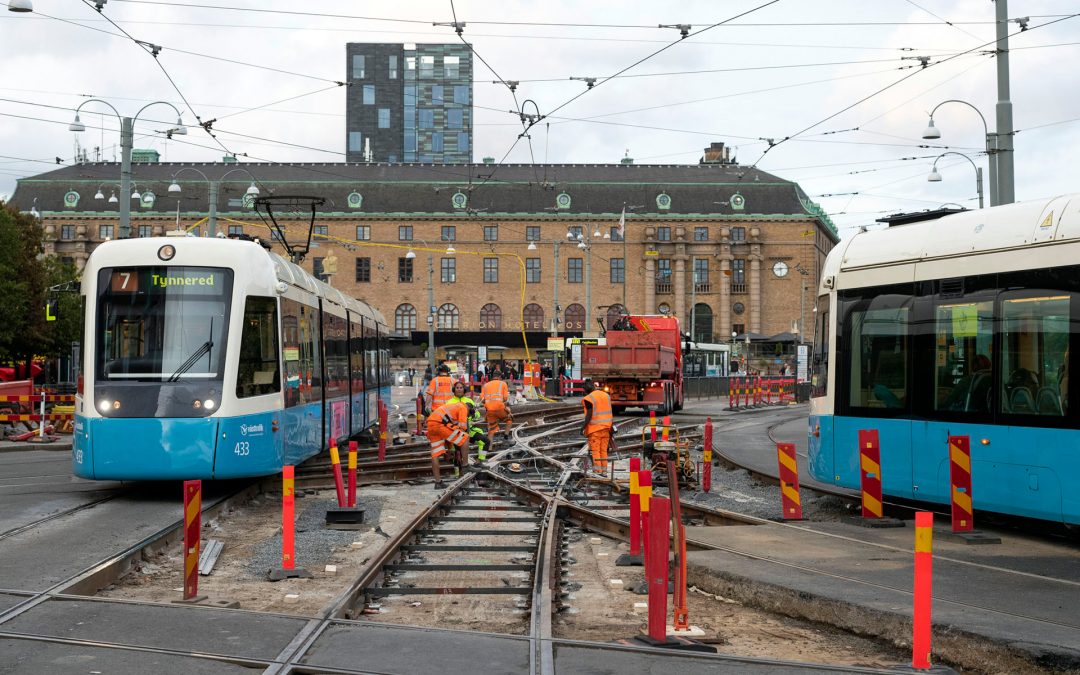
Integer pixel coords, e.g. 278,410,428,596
0,203,81,362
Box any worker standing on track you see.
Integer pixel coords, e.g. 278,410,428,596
424,364,455,416
447,381,492,465
581,379,614,473
481,370,512,443
427,399,474,489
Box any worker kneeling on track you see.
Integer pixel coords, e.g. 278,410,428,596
448,381,493,464
427,399,475,488
481,370,513,443
581,379,614,473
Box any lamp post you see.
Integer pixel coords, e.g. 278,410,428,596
168,168,260,236
620,203,644,312
527,238,562,336
570,225,607,332
69,99,187,239
927,151,984,209
406,240,453,374
922,98,1012,207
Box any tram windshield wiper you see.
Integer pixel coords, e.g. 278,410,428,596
168,340,214,382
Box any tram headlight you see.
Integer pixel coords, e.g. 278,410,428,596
203,399,216,410
98,399,111,413
192,399,202,409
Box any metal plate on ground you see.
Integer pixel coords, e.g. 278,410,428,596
0,638,262,674
301,622,531,675
0,597,308,661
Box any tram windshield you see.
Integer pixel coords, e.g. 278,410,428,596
96,266,232,383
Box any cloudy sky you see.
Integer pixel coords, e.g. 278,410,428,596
1,0,1077,236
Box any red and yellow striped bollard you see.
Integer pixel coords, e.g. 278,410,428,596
182,480,201,601
858,429,884,519
776,443,803,520
948,435,974,532
912,511,934,669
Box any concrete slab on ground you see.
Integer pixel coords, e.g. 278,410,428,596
0,593,28,613
0,597,309,661
0,638,260,674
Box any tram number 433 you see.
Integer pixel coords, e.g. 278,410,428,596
234,441,251,456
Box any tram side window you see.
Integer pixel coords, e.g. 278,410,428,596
811,294,831,398
281,299,320,407
999,293,1071,417
933,300,994,413
236,296,281,399
322,312,348,400
846,297,910,412
349,320,364,394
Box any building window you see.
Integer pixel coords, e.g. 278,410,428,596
348,131,363,153
355,225,370,241
731,226,746,242
352,54,365,78
483,224,498,241
441,225,456,242
313,257,326,281
453,85,469,104
483,257,498,283
388,54,398,79
355,257,371,283
444,55,460,78
457,132,469,153
565,304,585,331
733,323,745,336
98,224,113,240
362,84,375,105
568,258,583,283
694,227,709,241
61,225,75,240
138,225,152,238
418,109,434,129
610,258,625,283
227,224,243,236
657,226,671,242
431,132,443,152
526,258,541,283
378,108,390,129
418,154,433,163
526,226,540,241
395,304,416,331
388,154,398,162
314,225,328,238
657,259,672,281
694,258,709,284
398,257,413,283
523,303,545,330
399,225,413,241
437,303,458,329
419,55,434,78
480,303,501,330
732,259,746,293
441,257,456,283
609,227,623,242
404,130,417,152
431,84,444,105
447,109,463,129
406,55,416,72
568,226,583,239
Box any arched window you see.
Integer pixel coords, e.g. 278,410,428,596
523,303,545,331
395,304,417,332
565,303,585,332
692,303,713,343
437,303,459,330
605,304,627,329
480,303,502,330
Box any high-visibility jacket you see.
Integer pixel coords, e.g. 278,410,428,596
448,396,481,423
583,390,613,436
481,379,509,405
428,400,469,431
426,375,455,410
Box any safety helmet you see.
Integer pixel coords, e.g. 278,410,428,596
437,364,450,374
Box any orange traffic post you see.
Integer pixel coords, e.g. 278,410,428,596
859,429,884,518
702,417,713,493
378,399,388,462
269,466,313,581
182,480,202,601
347,440,358,508
649,410,657,442
661,416,670,442
645,495,671,644
912,511,934,669
776,442,803,520
617,457,643,566
329,439,347,507
415,393,424,435
948,435,974,533
639,470,652,570
672,521,689,631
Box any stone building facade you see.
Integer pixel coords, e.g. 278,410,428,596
11,148,838,356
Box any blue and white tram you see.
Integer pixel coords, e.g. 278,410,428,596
809,194,1080,526
73,234,391,480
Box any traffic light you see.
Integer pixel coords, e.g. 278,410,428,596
45,298,58,322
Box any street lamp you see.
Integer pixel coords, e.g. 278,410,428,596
406,239,450,374
619,204,644,312
926,151,984,209
572,228,600,331
921,99,1008,206
168,167,260,236
69,99,187,238
8,0,33,12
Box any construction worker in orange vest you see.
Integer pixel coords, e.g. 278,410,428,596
427,399,474,489
424,363,455,416
480,369,512,443
581,379,614,473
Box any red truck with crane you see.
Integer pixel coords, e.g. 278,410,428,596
579,314,685,414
